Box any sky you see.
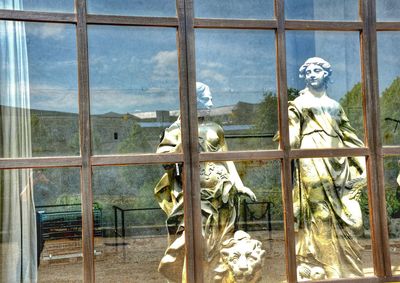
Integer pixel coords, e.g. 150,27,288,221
1,0,400,114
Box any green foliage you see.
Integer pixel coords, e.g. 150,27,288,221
118,122,152,153
339,82,364,139
381,77,400,144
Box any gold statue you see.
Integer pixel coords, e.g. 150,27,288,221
155,82,256,282
214,230,266,283
290,57,367,279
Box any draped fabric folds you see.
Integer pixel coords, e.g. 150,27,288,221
0,1,37,281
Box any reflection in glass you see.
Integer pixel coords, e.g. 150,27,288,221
286,31,364,145
384,157,400,275
0,0,74,13
0,21,79,157
88,26,180,155
1,168,82,282
156,86,259,281
87,0,175,17
285,0,358,21
293,157,372,279
205,160,285,282
92,165,167,282
377,0,400,22
378,32,400,146
195,29,277,151
194,0,274,19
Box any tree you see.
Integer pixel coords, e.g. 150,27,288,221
339,82,364,139
380,77,400,145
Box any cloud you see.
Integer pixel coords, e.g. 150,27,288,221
199,69,227,84
90,88,179,114
28,23,67,40
29,84,78,113
151,50,178,81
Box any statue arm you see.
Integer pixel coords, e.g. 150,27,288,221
157,119,182,154
219,132,256,201
339,108,366,175
288,102,302,148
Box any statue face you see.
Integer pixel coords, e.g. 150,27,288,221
220,239,265,283
305,63,326,90
197,85,213,110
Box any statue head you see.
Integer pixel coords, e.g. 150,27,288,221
214,231,266,283
196,82,213,110
299,57,332,91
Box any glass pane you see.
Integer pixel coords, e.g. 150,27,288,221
0,22,79,157
195,30,277,151
384,156,400,275
378,32,400,146
0,168,82,282
87,0,176,17
286,31,364,149
88,26,180,155
192,160,286,282
92,165,170,282
285,0,358,21
293,157,372,280
194,0,274,19
0,0,74,13
377,0,400,22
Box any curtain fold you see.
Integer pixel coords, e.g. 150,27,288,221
0,0,36,282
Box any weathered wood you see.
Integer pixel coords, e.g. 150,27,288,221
0,157,81,169
199,150,283,162
289,147,369,159
194,18,277,29
285,20,363,31
91,153,183,166
76,0,95,282
382,147,400,156
177,0,204,282
376,22,400,31
276,0,297,282
86,14,178,27
0,9,76,23
361,0,391,277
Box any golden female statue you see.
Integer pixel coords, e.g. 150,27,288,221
290,57,367,279
155,82,256,282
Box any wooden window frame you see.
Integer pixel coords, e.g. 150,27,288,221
0,0,399,282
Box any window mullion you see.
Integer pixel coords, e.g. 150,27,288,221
275,0,297,282
177,0,204,282
76,0,95,282
361,0,391,277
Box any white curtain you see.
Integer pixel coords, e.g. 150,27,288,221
0,0,37,282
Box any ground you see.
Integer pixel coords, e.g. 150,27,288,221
37,230,388,283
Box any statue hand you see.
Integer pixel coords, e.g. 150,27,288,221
237,186,257,201
344,177,367,200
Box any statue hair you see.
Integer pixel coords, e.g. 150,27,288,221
298,57,333,87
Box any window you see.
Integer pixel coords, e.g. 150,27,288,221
0,0,398,282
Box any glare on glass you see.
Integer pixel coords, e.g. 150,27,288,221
293,157,372,280
286,31,364,148
383,157,400,276
88,26,180,155
194,0,274,19
377,32,400,146
0,0,74,13
195,29,278,151
0,21,79,157
194,160,285,282
92,165,169,282
87,0,176,17
285,0,359,21
377,0,400,22
0,168,82,282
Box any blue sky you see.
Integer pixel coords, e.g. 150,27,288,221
1,1,400,114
